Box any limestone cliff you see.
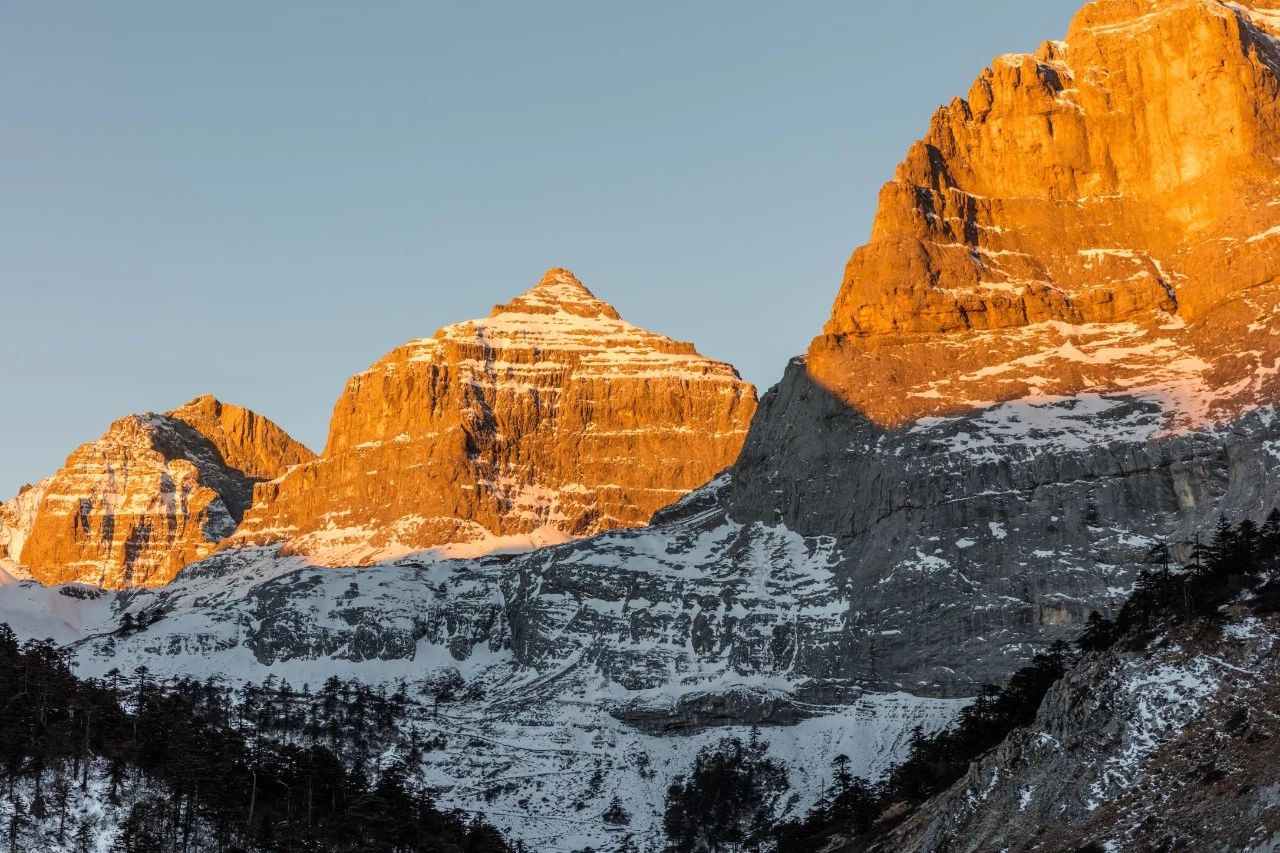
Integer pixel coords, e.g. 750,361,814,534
721,0,1280,689
0,396,314,588
228,268,757,564
811,0,1280,429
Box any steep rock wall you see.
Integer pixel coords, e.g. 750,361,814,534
2,396,313,588
229,268,757,565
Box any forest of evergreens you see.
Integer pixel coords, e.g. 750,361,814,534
0,628,507,852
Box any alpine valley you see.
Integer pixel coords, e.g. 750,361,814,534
3,1,1280,851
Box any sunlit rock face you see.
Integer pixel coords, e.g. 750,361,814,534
811,0,1280,430
723,0,1280,689
1,396,314,589
228,268,757,565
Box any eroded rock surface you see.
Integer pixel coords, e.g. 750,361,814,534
811,0,1280,429
863,611,1280,852
0,396,313,588
229,268,757,564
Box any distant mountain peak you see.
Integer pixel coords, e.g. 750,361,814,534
489,267,622,321
229,267,755,566
0,399,312,589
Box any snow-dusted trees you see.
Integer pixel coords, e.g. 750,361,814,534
663,731,790,852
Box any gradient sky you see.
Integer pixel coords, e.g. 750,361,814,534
1,1,1081,495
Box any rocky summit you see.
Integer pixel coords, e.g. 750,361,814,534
227,268,757,565
724,0,1280,689
812,0,1280,430
0,396,314,589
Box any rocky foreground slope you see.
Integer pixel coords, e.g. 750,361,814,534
862,608,1280,853
227,267,757,565
0,396,313,588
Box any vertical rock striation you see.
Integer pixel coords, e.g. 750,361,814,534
228,268,757,564
0,397,314,589
806,0,1280,429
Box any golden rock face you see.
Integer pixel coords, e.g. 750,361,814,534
5,397,314,589
228,269,757,565
813,0,1280,429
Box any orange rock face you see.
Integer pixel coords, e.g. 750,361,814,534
1,396,314,589
229,268,757,565
812,0,1280,429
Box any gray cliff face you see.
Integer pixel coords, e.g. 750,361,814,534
726,359,1280,692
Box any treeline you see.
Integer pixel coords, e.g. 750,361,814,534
0,627,508,852
663,733,791,852
770,646,1070,851
770,511,1280,852
1078,510,1280,650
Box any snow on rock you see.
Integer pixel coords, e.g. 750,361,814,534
0,397,313,589
0,495,967,851
229,268,758,566
875,610,1280,852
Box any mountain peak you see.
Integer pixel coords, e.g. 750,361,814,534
536,267,587,289
2,399,312,588
811,0,1280,430
490,268,622,321
168,394,222,416
231,267,756,566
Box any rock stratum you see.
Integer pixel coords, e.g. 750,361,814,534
0,396,314,589
810,0,1280,429
227,268,757,565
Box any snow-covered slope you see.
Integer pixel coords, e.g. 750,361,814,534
15,497,965,849
869,608,1280,852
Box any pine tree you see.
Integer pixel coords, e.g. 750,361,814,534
602,795,630,826
1205,515,1235,576
1076,611,1115,652
1262,509,1280,554
664,735,789,852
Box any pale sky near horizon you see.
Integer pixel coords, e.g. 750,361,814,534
1,1,1081,495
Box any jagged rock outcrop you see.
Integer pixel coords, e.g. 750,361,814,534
0,396,314,589
228,268,757,565
809,0,1280,429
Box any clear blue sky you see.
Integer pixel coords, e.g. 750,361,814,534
1,1,1080,495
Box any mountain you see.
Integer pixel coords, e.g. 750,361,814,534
726,0,1280,689
3,1,1280,850
226,267,757,565
0,396,314,589
811,0,1280,429
47,529,966,851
